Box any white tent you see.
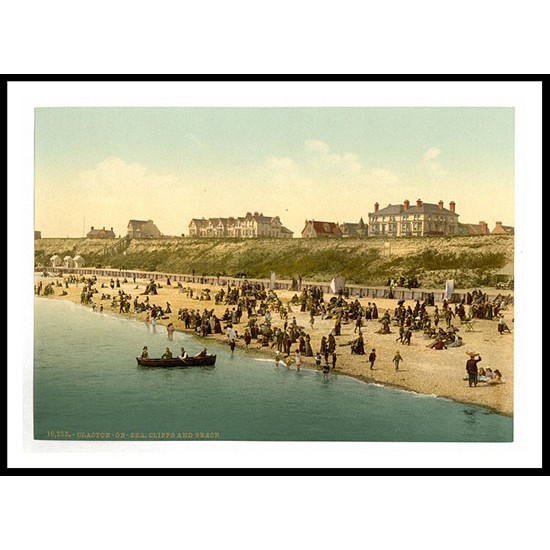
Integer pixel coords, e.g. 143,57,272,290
445,279,454,299
330,276,346,294
63,256,74,268
73,255,85,268
50,255,62,267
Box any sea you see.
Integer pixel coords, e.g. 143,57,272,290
34,297,513,442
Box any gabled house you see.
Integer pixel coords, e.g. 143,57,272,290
87,226,116,239
301,220,343,238
491,221,514,235
188,218,209,237
190,212,293,238
207,218,229,237
127,220,162,239
457,221,490,236
239,212,293,238
339,218,367,238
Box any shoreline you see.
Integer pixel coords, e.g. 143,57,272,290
35,274,514,417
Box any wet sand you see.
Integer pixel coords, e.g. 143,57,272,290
38,275,514,416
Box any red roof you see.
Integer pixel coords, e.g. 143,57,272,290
305,221,342,236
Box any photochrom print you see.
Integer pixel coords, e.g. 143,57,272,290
33,104,515,443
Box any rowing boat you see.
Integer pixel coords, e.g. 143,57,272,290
136,355,216,367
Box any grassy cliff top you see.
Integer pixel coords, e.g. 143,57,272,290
35,235,514,288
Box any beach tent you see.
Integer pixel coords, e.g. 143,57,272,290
50,254,62,268
73,255,85,268
495,262,514,285
63,256,74,268
330,276,346,294
445,279,454,300
270,272,276,290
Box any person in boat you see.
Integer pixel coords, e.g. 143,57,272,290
195,347,208,358
178,347,189,360
141,346,149,359
162,347,173,359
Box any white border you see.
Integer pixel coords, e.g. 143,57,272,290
8,80,542,469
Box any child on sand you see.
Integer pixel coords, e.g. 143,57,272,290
393,350,403,371
294,349,302,371
315,353,322,369
368,349,376,370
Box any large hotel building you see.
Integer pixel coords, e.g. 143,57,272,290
368,199,459,237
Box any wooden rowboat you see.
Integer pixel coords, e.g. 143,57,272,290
136,355,216,367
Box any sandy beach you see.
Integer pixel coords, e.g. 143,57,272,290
37,274,514,416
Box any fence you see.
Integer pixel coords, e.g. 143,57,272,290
39,267,507,304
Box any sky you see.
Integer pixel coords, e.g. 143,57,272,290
34,107,515,237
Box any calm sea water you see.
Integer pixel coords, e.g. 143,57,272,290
34,298,513,442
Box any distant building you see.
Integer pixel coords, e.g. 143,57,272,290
339,218,367,238
301,220,343,238
457,221,490,236
34,231,42,240
491,221,514,235
87,226,116,239
368,199,459,237
189,212,293,238
127,219,162,239
188,218,209,237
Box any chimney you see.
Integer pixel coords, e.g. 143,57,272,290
416,199,423,208
438,200,444,209
253,211,259,216
449,201,456,213
374,202,379,213
103,227,105,230
404,199,410,211
111,227,113,232
479,221,488,235
90,226,94,231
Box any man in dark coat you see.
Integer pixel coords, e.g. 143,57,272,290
466,353,482,387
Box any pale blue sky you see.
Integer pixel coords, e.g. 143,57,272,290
35,107,514,237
